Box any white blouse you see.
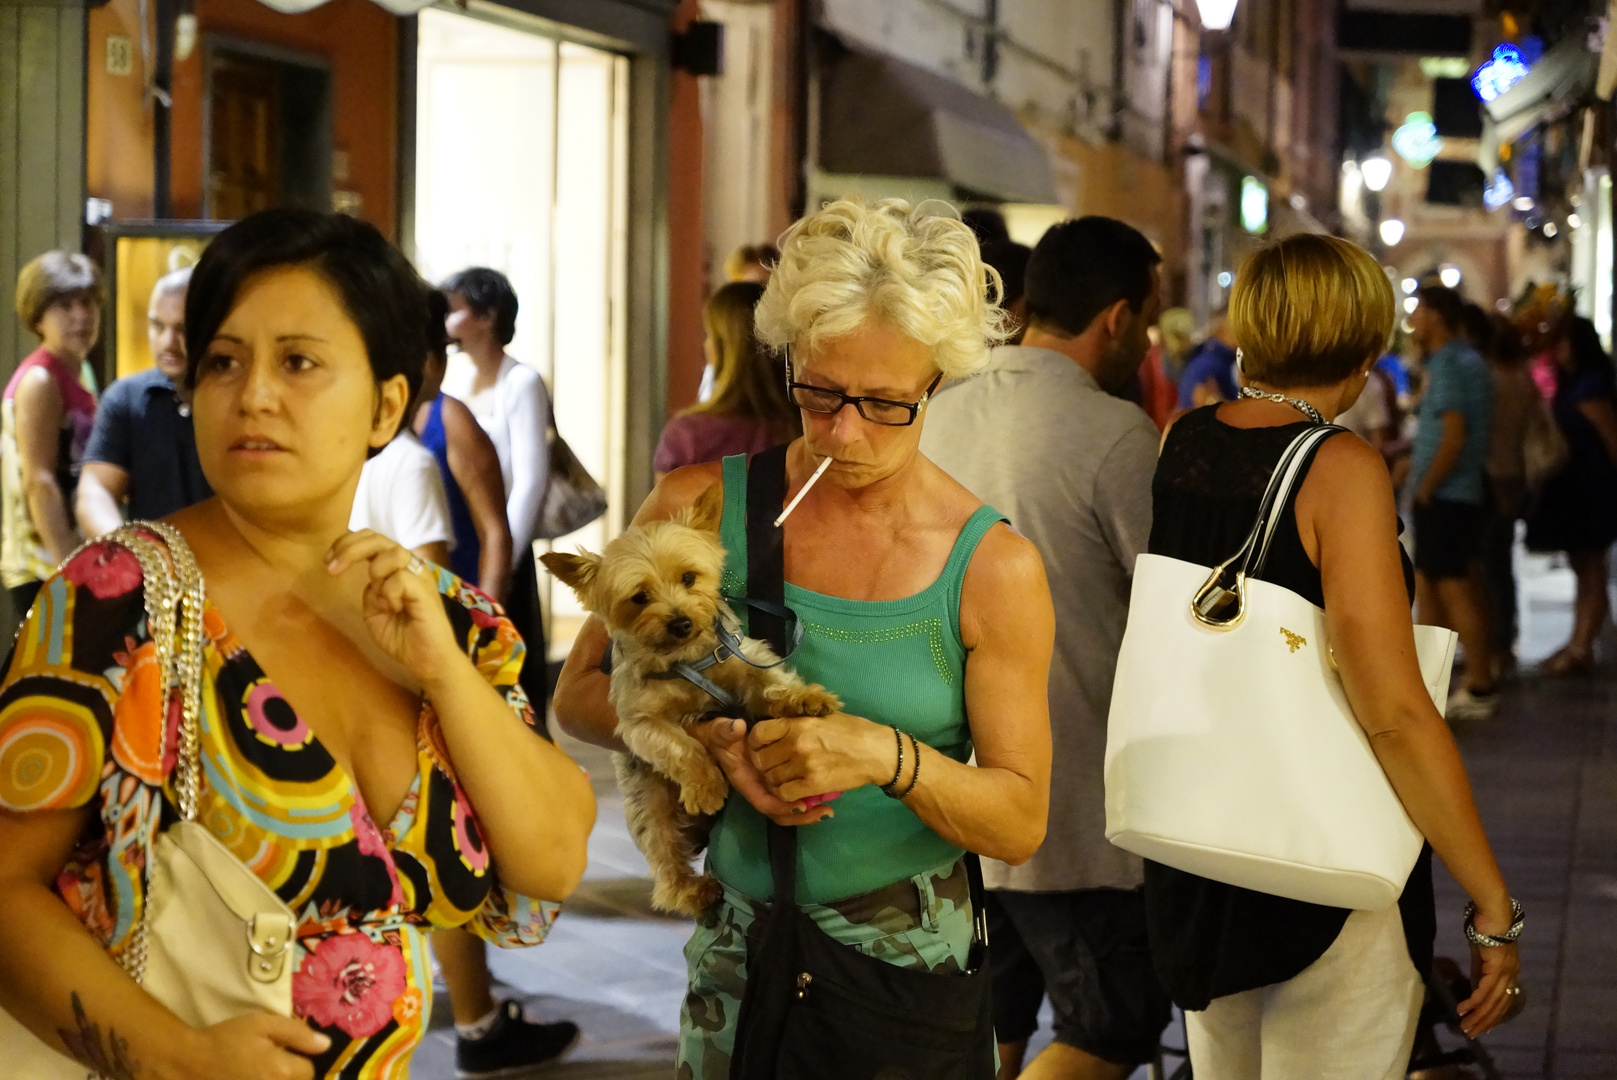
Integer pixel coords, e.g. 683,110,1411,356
441,352,551,564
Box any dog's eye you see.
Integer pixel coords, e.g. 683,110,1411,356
631,591,649,605
682,571,697,588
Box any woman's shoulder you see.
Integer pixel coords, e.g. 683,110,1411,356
636,461,728,525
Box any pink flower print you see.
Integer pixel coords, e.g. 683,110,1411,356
293,933,408,1039
61,542,143,600
349,797,403,910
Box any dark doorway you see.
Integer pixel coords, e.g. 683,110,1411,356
204,40,333,220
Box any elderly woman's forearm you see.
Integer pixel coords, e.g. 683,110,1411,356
0,880,202,1078
900,748,1047,864
1370,720,1510,913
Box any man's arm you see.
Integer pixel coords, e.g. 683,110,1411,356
1416,411,1467,504
75,463,128,538
1093,421,1158,573
77,380,135,538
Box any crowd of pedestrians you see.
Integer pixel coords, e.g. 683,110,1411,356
0,193,1610,1080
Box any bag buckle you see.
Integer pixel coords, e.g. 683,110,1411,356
247,913,292,983
1191,563,1247,630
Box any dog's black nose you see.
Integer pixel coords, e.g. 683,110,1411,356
667,616,693,639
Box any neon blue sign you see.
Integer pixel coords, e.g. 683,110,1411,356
1392,112,1443,169
1472,44,1530,103
1483,168,1515,212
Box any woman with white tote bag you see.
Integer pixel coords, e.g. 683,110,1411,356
1120,235,1520,1079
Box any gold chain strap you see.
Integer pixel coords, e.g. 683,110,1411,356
59,523,206,984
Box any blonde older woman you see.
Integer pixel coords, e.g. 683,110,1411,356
554,199,1055,1078
1149,234,1519,1078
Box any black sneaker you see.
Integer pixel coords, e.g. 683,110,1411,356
455,999,580,1078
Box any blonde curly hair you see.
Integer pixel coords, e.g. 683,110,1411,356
755,198,1009,379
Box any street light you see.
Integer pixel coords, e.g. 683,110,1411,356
1380,218,1406,246
1196,0,1240,30
1361,156,1393,193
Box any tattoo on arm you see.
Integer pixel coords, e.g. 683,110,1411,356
58,991,142,1080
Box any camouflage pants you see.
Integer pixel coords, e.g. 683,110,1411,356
676,859,978,1080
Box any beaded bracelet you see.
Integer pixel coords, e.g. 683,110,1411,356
879,726,904,796
896,734,921,799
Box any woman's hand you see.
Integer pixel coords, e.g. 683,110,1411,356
692,718,833,827
1455,901,1523,1038
747,712,893,804
1457,941,1522,1038
326,531,460,688
171,1013,329,1080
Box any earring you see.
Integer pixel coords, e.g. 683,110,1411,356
1235,348,1246,376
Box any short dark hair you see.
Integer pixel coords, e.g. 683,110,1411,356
424,288,451,363
1417,285,1465,332
980,240,1032,306
441,266,519,346
961,207,1010,247
1458,301,1494,353
184,209,429,421
1024,217,1161,337
1563,315,1617,384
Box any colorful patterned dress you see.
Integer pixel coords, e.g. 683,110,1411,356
0,538,559,1078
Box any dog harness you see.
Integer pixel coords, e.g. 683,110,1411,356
638,599,803,714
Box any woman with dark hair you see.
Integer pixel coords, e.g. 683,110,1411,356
653,281,801,478
2,251,103,614
437,268,551,715
0,209,594,1080
1526,316,1617,673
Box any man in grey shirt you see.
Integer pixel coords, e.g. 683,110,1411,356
922,217,1170,1079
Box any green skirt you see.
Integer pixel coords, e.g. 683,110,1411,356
676,858,979,1080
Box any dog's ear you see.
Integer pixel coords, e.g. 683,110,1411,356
685,483,724,533
539,551,600,595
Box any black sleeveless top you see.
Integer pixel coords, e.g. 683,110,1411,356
1143,406,1435,1011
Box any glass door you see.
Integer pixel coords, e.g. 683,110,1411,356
414,6,630,656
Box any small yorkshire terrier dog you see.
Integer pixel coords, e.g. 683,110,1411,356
541,484,840,915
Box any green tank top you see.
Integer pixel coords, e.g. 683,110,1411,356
705,454,1007,904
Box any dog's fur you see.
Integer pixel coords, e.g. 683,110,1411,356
541,484,840,915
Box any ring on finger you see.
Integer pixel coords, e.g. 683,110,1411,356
1504,985,1522,996
406,554,429,577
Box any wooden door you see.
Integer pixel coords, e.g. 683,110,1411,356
208,53,281,220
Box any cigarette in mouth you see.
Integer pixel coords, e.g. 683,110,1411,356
775,456,833,527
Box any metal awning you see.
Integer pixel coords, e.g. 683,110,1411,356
817,44,1057,205
252,0,436,13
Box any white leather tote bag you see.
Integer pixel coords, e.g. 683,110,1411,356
0,524,294,1078
1105,426,1456,911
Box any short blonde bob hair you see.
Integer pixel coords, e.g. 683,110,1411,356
1228,233,1395,388
755,198,1008,379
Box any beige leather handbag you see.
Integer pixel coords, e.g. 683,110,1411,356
0,523,295,1078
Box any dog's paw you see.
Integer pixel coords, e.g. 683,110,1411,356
652,873,722,916
679,764,730,816
766,682,841,718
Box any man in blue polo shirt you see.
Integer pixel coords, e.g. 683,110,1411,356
76,266,211,534
1409,284,1495,719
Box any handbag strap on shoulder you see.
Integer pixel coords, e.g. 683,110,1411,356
1227,424,1346,580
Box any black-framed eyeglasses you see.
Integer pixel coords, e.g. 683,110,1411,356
786,361,943,427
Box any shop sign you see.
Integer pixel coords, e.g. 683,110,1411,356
1240,175,1268,234
1392,112,1443,168
1471,44,1531,103
1483,168,1516,211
